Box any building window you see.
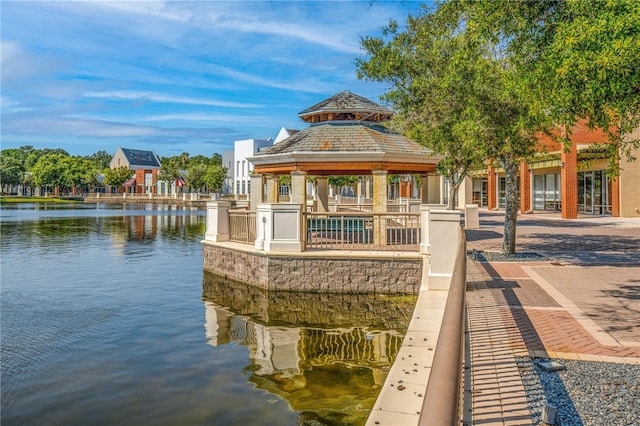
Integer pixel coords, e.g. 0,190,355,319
533,173,560,211
236,181,240,194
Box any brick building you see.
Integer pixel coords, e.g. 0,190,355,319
461,124,640,219
109,147,162,194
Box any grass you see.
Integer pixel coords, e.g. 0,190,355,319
0,196,82,204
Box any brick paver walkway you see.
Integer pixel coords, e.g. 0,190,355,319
465,211,640,425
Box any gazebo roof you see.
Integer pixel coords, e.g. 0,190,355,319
249,91,441,175
298,90,393,123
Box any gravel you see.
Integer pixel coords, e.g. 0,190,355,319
467,250,547,262
517,357,640,426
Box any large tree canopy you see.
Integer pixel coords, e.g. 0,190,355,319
449,0,640,172
357,11,496,209
357,3,545,254
356,0,639,254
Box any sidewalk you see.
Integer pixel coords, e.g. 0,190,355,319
464,210,640,425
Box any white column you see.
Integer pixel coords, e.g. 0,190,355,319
316,177,329,212
464,204,480,229
419,205,431,254
204,201,231,242
255,203,303,252
265,175,279,203
290,171,307,206
249,173,264,212
372,170,388,247
428,210,461,290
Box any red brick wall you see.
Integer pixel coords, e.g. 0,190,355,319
487,167,497,210
611,177,620,217
561,143,578,219
135,170,145,194
520,162,531,213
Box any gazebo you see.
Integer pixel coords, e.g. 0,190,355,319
202,92,464,293
204,91,450,257
248,90,442,214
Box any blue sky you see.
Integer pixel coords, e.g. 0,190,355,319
1,1,428,158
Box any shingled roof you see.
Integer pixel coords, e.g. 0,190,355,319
120,148,161,168
298,90,392,123
249,91,441,175
257,121,432,157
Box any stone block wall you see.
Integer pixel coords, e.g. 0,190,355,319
202,243,423,294
202,244,269,287
202,272,416,330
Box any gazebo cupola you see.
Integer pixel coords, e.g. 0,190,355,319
298,90,394,124
248,90,442,214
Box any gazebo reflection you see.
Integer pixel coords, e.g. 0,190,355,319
202,272,415,424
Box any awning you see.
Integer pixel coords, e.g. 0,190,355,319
123,178,136,187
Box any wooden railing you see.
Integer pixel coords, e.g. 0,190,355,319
229,209,256,244
336,204,409,213
305,212,420,251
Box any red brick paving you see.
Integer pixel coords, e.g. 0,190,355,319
465,211,640,425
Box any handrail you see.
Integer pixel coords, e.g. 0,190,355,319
420,225,467,425
229,209,256,244
305,211,420,251
306,211,419,217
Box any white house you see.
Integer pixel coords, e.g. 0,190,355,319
274,127,299,144
221,150,234,194
233,138,273,196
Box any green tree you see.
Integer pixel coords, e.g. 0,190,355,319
157,158,183,191
204,165,228,193
357,13,489,209
449,0,640,173
104,165,133,188
62,157,99,193
210,153,222,166
357,4,547,254
0,154,25,193
185,162,208,192
329,175,360,196
87,150,112,170
189,155,211,166
31,153,70,192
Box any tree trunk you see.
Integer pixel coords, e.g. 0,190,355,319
448,180,458,210
501,159,519,255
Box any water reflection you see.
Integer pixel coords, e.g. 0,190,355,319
202,273,415,425
0,205,205,256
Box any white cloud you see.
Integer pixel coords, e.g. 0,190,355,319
74,1,366,53
0,96,33,113
83,90,262,108
139,112,283,128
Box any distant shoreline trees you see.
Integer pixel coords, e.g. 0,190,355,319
0,146,228,196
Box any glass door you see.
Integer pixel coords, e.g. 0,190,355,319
481,179,488,207
578,171,608,214
584,172,594,214
533,175,545,210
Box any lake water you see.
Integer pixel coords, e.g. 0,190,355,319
1,203,414,426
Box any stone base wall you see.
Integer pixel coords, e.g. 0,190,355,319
202,243,423,294
202,271,416,330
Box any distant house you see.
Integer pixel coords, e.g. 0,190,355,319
274,126,299,144
110,147,162,194
221,150,234,195
233,138,274,196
